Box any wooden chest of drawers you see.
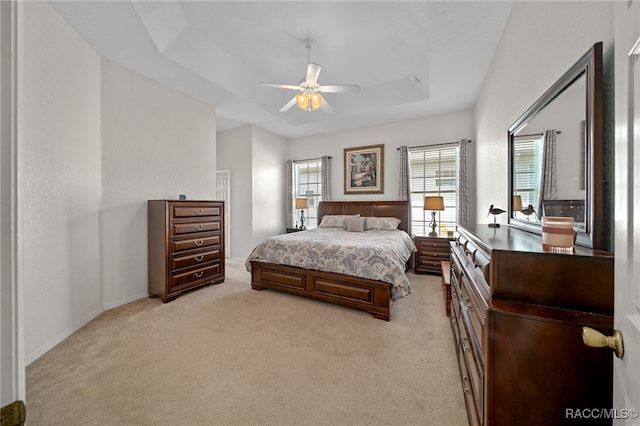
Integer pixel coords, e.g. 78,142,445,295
148,200,225,302
450,225,614,426
414,234,452,274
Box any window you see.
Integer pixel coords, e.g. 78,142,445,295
409,145,458,236
293,159,322,228
512,134,543,210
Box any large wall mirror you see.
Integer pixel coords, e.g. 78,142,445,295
508,42,603,249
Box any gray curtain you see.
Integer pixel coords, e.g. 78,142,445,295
286,160,294,228
538,130,558,214
321,156,332,201
457,139,470,225
398,146,409,201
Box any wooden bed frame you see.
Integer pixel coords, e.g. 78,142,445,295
249,200,410,321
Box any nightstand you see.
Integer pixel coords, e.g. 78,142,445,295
414,234,452,275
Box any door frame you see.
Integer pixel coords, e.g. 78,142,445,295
216,169,231,258
613,0,640,420
0,0,26,405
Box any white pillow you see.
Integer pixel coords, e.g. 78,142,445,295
318,214,360,229
364,217,401,231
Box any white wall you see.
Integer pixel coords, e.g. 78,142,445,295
524,83,585,199
217,125,252,261
20,1,102,363
251,125,288,247
20,2,218,364
217,124,288,261
100,58,217,309
474,1,614,227
288,109,475,204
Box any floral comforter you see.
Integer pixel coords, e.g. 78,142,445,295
245,228,416,300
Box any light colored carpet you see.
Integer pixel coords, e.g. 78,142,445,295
26,261,468,426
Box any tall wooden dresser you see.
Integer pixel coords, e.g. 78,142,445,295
148,200,225,302
450,225,614,426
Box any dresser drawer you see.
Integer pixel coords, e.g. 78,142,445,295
457,333,482,426
416,239,450,251
171,204,222,219
172,220,221,235
171,262,222,289
418,246,449,260
450,282,462,349
459,315,484,423
172,248,222,271
172,234,220,253
460,273,487,356
416,257,449,273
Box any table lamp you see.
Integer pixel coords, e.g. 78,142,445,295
424,196,445,236
513,195,523,216
295,198,308,229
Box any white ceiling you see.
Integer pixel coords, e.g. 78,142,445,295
49,1,513,139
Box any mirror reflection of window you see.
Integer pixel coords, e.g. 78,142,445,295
513,134,543,221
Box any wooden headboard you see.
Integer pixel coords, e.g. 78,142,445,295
317,201,410,233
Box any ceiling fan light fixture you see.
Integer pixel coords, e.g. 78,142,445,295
259,39,358,113
310,93,323,111
296,93,308,110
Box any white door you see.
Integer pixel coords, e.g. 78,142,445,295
216,169,231,258
613,1,640,422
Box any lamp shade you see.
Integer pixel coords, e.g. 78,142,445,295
424,196,445,211
295,198,308,209
513,195,523,211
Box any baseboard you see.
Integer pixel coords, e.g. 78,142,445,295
26,292,149,366
102,292,148,311
25,306,103,366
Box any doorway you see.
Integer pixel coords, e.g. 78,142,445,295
216,169,231,258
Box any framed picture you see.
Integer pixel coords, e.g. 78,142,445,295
344,144,384,194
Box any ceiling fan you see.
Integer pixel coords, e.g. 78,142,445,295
259,40,361,113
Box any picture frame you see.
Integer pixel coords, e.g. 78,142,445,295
344,144,384,194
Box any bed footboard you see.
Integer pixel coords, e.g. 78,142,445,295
250,261,392,320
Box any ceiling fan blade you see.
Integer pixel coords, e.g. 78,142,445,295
320,98,333,114
306,63,321,85
259,82,301,91
279,95,298,112
319,84,361,93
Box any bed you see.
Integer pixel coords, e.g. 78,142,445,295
246,201,414,320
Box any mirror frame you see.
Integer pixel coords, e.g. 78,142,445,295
508,42,603,249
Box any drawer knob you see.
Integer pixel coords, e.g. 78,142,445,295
194,271,204,278
194,209,204,215
462,376,471,394
582,327,624,359
194,240,204,246
195,224,204,230
461,336,471,352
194,255,204,262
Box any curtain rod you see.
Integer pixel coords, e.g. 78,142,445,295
515,130,561,140
291,156,332,162
397,139,472,150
